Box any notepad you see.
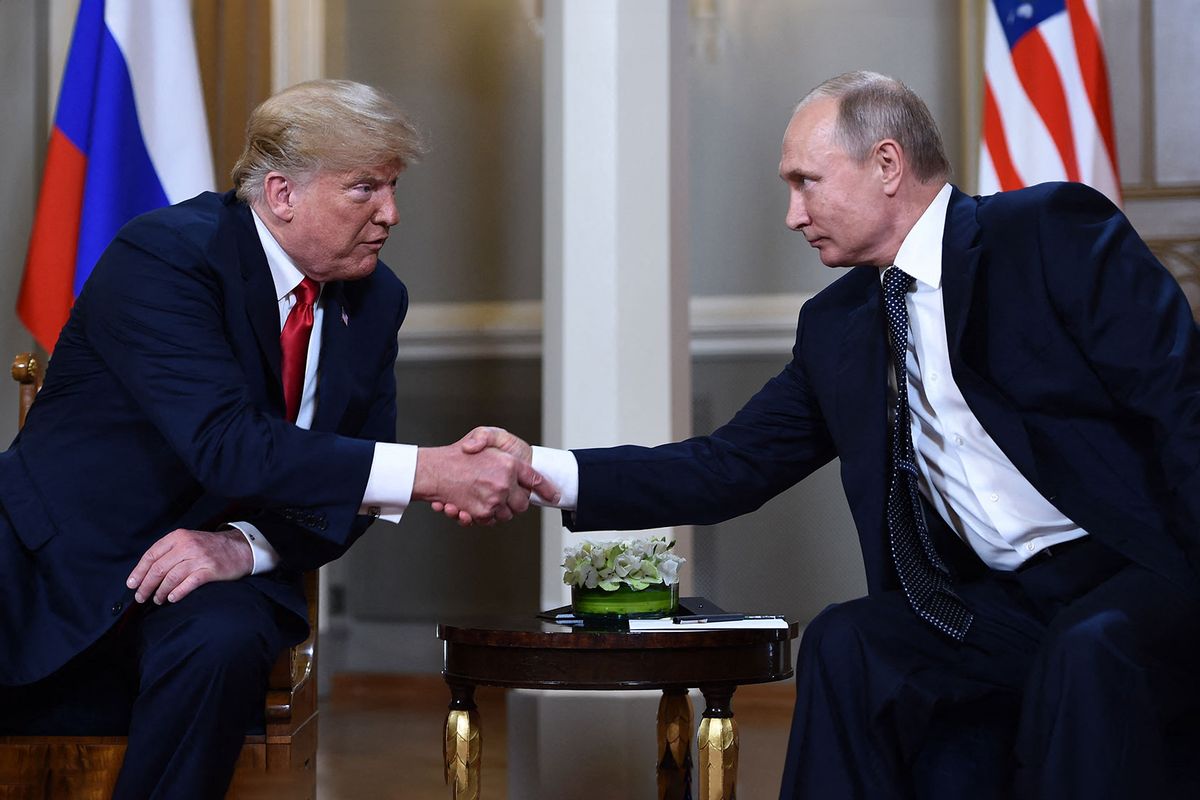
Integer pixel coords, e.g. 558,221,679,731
627,617,788,632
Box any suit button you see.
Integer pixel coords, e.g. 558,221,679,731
111,601,124,616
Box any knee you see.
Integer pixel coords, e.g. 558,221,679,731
144,584,283,681
190,609,278,674
798,602,871,673
1044,611,1135,664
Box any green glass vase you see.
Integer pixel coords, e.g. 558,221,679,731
571,582,679,618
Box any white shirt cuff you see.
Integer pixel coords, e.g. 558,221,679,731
531,446,579,510
228,521,280,575
360,442,417,524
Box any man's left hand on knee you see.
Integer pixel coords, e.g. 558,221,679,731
126,529,254,605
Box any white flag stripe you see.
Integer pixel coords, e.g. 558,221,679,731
1039,15,1088,176
978,146,1001,197
1035,11,1120,203
1073,0,1121,202
105,0,214,203
1088,125,1120,201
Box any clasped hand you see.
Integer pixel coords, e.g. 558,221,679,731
418,426,555,526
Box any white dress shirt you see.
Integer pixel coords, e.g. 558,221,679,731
889,183,1087,570
229,212,417,574
533,184,1089,571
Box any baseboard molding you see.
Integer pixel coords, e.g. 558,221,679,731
396,293,810,361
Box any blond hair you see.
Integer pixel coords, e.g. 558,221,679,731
232,79,426,203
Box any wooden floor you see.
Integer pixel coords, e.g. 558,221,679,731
317,674,795,799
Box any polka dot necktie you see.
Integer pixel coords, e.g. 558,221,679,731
280,277,320,423
882,266,973,641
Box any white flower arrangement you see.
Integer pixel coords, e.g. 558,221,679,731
562,536,685,591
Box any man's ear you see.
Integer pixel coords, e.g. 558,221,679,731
262,172,296,222
876,139,904,197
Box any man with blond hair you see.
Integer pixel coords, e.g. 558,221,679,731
0,79,552,798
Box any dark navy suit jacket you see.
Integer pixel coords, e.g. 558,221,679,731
0,191,407,686
569,183,1200,603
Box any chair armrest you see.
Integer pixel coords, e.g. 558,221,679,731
12,352,43,430
266,569,319,723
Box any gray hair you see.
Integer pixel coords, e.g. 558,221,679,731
232,79,427,203
795,71,951,183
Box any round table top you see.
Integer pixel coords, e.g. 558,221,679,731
437,612,800,692
437,614,799,648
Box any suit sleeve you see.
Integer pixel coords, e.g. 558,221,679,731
570,307,837,531
1037,183,1200,559
243,316,403,572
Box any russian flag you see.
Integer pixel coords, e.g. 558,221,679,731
979,0,1121,206
17,0,214,352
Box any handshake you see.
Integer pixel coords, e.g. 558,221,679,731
413,426,557,526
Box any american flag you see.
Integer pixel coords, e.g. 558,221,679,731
979,0,1121,206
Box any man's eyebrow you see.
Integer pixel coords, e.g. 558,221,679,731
780,167,815,181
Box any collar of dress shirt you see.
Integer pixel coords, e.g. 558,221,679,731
249,207,321,304
886,182,953,291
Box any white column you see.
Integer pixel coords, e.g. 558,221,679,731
520,2,691,798
541,0,692,609
270,0,326,91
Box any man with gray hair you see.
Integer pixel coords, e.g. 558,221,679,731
483,70,1200,796
0,79,553,798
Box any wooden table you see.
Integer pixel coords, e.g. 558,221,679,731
437,611,799,800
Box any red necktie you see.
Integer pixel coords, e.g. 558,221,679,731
280,277,320,422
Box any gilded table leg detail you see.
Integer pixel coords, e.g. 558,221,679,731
657,687,694,800
444,681,481,800
698,685,738,800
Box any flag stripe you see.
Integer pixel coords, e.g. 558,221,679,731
982,2,1068,191
17,131,88,351
53,0,104,149
1038,15,1101,189
17,0,213,352
1066,0,1120,180
73,24,169,294
978,0,1121,208
106,0,213,204
983,80,1024,191
1010,28,1080,181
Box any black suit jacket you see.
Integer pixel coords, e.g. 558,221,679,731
569,183,1200,602
0,191,407,685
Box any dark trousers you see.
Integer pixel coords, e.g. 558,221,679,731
779,535,1200,800
1,580,303,800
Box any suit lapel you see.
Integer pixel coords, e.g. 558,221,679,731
834,271,892,590
313,282,352,432
941,187,1041,485
835,275,888,457
835,273,889,485
940,187,982,357
226,196,354,431
230,200,285,392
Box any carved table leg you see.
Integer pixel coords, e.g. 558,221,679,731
657,687,694,800
697,684,738,800
444,680,481,800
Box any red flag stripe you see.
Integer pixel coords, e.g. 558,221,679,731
1010,28,1081,183
17,129,87,352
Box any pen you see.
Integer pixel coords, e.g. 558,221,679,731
671,614,785,624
